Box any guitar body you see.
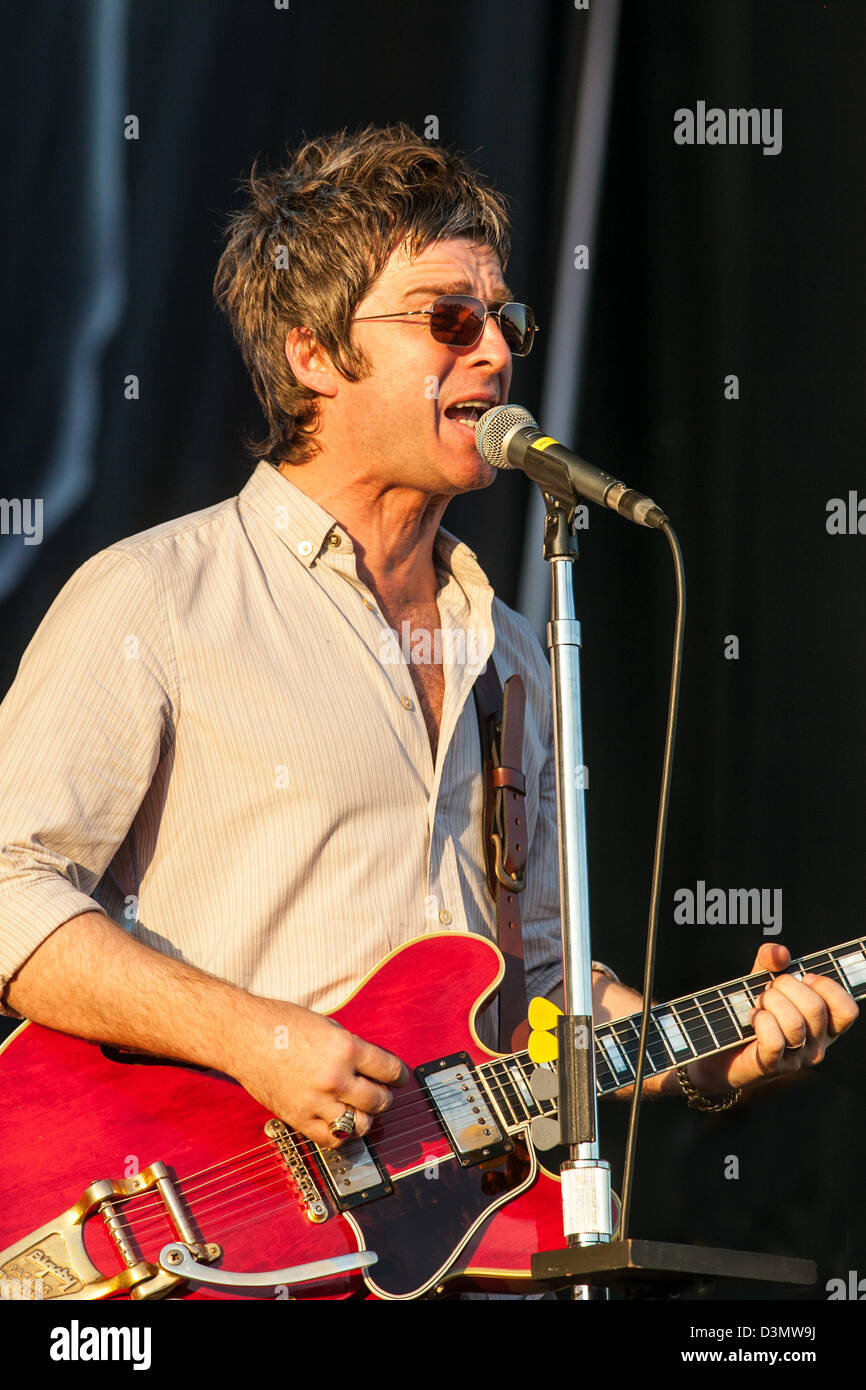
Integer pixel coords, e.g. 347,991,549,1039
0,934,568,1300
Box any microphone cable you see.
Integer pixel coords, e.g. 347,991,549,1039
618,517,686,1241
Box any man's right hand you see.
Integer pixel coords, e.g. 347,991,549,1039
230,996,409,1148
5,912,409,1152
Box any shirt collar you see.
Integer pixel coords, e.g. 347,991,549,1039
240,460,344,568
239,460,494,593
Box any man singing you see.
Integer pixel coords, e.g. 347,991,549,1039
0,126,856,1259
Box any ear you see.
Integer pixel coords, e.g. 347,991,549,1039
285,326,340,398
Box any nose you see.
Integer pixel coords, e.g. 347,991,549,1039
468,311,513,377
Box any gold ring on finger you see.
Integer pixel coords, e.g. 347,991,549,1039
328,1108,356,1141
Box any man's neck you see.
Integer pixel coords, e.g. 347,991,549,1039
277,460,449,605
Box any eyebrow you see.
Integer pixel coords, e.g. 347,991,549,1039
400,279,515,305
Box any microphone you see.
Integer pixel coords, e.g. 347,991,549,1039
475,405,668,529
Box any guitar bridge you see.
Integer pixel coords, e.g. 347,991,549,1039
265,1119,329,1222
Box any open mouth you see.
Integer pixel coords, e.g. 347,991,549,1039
443,400,495,429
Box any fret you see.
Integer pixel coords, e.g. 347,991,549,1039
641,1013,678,1073
700,988,742,1048
798,951,833,985
501,1057,538,1123
748,971,773,997
624,1014,678,1079
596,1024,636,1082
721,981,757,1031
673,995,715,1058
592,1035,618,1092
694,994,722,1048
617,1017,642,1076
495,1053,559,1127
474,1060,511,1129
511,936,866,1112
516,1055,558,1116
654,1002,697,1064
831,947,866,997
480,1059,522,1129
640,1013,677,1073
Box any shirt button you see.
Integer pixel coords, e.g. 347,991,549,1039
297,540,313,557
439,909,453,926
400,696,414,711
328,533,341,548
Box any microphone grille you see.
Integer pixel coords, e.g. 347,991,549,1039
475,404,538,468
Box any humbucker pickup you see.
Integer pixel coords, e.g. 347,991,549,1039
315,1137,392,1211
416,1053,512,1167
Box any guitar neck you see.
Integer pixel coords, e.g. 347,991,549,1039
478,936,866,1130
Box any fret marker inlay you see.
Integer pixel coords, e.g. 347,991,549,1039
601,1035,630,1075
657,1012,689,1055
727,990,753,1027
507,1062,535,1111
837,951,866,990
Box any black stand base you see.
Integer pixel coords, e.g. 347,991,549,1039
531,1239,816,1295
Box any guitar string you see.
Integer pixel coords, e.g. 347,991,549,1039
92,947,866,1264
108,1078,512,1221
111,956,860,1229
536,957,860,1087
108,1056,864,1250
107,1139,458,1249
104,984,793,1243
107,1085,488,1220
112,952,860,1235
101,956,861,1241
104,1178,316,1257
108,1104,474,1231
107,1063,540,1240
111,1111,468,1238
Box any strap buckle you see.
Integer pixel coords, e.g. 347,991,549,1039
492,831,526,892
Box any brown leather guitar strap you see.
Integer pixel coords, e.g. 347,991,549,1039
473,660,529,1053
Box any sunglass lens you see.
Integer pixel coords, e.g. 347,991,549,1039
430,296,485,347
499,304,535,356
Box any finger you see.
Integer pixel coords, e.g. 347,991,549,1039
756,983,812,1050
338,1072,401,1117
352,1037,411,1089
311,1105,372,1150
801,973,860,1037
327,1104,373,1143
761,974,829,1044
751,942,791,974
750,1006,790,1075
304,1115,352,1149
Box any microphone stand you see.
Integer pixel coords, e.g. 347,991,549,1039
542,496,613,1296
530,486,816,1300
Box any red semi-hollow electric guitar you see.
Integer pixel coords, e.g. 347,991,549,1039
1,931,863,1300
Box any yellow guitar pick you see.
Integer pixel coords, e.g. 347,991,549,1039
528,1029,560,1064
528,996,563,1031
527,995,563,1063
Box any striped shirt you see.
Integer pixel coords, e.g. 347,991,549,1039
0,461,566,1019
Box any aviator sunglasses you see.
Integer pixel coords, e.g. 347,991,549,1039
354,294,538,357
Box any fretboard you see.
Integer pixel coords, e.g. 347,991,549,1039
479,936,866,1130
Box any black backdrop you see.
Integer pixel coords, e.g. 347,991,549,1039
1,0,864,1304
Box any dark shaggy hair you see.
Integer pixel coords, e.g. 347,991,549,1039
213,123,511,466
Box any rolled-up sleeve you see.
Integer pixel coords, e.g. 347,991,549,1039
0,548,175,1011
